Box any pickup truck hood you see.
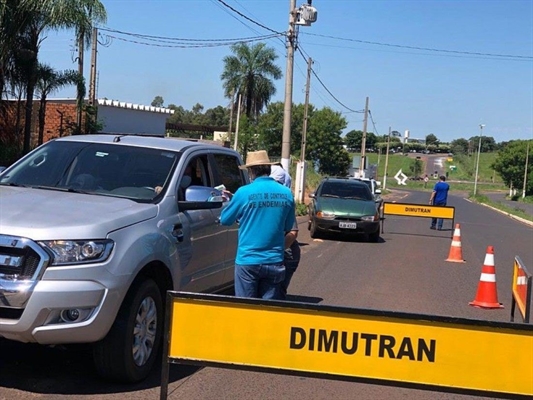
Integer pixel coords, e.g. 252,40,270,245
0,187,157,240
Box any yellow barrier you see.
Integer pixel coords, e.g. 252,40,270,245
160,292,533,399
511,256,532,323
381,202,455,237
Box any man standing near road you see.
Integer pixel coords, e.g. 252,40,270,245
220,150,295,300
429,175,450,230
270,164,300,299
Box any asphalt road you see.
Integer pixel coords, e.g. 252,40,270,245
0,189,531,400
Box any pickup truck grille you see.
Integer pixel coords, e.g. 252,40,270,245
0,236,50,310
0,245,41,279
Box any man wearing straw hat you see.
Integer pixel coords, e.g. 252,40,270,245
220,150,296,300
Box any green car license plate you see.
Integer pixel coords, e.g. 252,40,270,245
339,222,357,229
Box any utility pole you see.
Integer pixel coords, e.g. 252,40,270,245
300,57,312,162
88,27,98,107
359,96,369,177
295,56,312,204
383,126,391,191
281,0,297,173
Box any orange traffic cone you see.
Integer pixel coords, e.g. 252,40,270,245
445,224,465,263
469,246,504,309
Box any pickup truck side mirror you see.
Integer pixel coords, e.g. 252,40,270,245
178,186,223,210
375,189,382,195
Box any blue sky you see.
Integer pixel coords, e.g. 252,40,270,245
39,0,533,144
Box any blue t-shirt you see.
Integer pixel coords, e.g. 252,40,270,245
433,181,450,204
220,176,296,265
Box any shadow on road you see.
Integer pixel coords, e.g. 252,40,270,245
0,338,200,395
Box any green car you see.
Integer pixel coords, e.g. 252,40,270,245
308,178,381,242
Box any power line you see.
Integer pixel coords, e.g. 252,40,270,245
302,32,533,60
368,110,379,136
215,0,283,35
98,27,281,44
296,46,362,114
100,33,282,49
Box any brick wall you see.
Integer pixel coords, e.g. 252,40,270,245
0,100,79,146
42,102,78,142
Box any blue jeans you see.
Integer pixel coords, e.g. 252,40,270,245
431,202,446,229
234,263,285,300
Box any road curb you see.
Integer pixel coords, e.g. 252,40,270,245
465,198,533,227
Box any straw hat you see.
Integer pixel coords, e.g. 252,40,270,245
239,150,275,169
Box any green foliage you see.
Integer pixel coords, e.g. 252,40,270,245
166,103,229,128
151,96,164,107
469,136,497,153
221,42,282,120
492,140,532,194
344,130,377,151
255,101,305,157
306,107,350,176
450,138,469,154
409,158,423,176
295,202,308,216
425,133,439,146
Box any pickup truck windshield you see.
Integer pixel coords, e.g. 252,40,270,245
0,141,180,201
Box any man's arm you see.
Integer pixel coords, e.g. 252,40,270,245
429,190,436,204
220,192,241,225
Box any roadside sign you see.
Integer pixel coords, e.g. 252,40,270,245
160,292,533,399
511,256,532,323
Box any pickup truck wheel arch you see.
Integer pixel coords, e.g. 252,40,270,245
92,278,163,382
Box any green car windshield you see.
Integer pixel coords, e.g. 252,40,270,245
319,182,373,201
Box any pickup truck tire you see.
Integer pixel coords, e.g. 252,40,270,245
93,278,163,382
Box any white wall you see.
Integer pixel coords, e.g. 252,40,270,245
98,106,169,136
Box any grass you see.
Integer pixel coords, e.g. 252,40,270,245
470,193,533,223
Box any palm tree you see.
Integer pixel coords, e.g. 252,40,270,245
35,64,84,145
221,42,282,120
13,0,106,154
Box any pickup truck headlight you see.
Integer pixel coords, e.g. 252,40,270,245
39,239,114,265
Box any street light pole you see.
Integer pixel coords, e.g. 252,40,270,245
473,124,485,196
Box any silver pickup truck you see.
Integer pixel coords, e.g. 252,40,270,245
0,134,247,382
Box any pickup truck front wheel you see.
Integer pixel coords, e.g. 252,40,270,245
93,278,163,382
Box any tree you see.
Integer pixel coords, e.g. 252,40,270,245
221,42,282,120
306,107,350,176
203,105,229,127
492,140,532,194
426,133,439,146
469,136,496,153
0,0,106,153
409,158,423,177
256,101,305,157
151,96,164,107
450,138,469,155
35,64,84,145
344,130,377,151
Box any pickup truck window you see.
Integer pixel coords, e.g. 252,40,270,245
0,141,180,201
212,153,246,193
